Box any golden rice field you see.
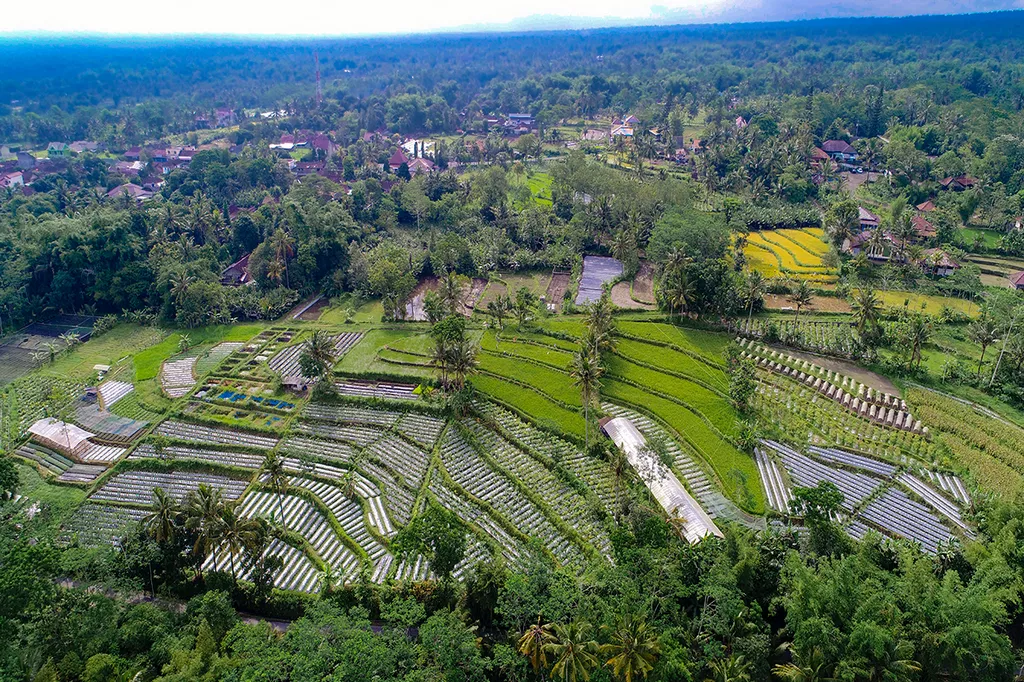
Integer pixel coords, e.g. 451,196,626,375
743,229,838,283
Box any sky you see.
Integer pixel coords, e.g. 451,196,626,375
1,0,1021,36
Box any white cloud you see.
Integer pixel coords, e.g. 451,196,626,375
0,0,717,35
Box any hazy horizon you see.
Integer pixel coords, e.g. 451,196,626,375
2,1,1022,38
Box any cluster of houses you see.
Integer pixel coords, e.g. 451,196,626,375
841,202,961,277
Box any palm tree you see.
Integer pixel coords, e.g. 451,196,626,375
772,645,835,682
851,289,881,347
269,228,296,288
968,314,999,376
185,484,225,575
517,616,556,674
218,505,262,586
438,271,464,315
544,621,602,682
571,348,604,452
448,338,478,390
602,615,661,682
487,296,510,330
663,270,695,320
300,329,336,380
846,639,920,682
144,487,180,545
262,451,289,523
170,271,193,306
742,270,765,329
907,314,932,370
788,281,813,322
704,654,751,682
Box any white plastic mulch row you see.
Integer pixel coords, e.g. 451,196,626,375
762,440,881,511
160,357,197,398
130,443,266,469
78,443,127,464
288,477,393,582
360,459,416,526
57,464,107,484
430,479,523,568
898,473,972,534
807,445,898,477
205,539,321,593
924,469,971,506
476,402,616,515
755,448,791,514
239,491,362,582
90,470,248,506
295,421,383,447
859,488,954,554
280,435,358,464
439,430,582,567
394,413,446,448
303,403,400,427
277,458,393,536
98,380,134,408
463,419,612,558
269,332,364,380
365,435,430,488
156,420,279,449
333,381,419,401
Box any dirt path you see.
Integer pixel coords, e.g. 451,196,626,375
770,345,901,395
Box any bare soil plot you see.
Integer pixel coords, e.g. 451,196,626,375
610,282,655,310
404,276,488,321
763,294,852,313
294,296,329,321
631,261,656,304
546,272,570,312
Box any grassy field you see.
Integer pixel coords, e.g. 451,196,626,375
478,271,552,310
482,330,574,369
14,462,88,533
133,324,263,381
869,290,978,317
960,227,1002,250
319,295,385,325
44,324,167,382
472,373,585,438
334,327,436,379
477,352,581,407
613,337,729,391
615,321,731,365
524,172,553,206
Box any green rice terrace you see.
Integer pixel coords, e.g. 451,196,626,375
3,297,1015,596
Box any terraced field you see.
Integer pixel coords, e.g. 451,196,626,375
743,228,838,283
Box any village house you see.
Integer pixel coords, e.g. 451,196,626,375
916,200,937,212
1009,271,1024,290
0,171,24,189
221,253,253,286
46,142,70,158
939,175,977,191
911,214,936,240
69,141,99,154
920,248,961,277
821,140,858,164
408,157,436,175
215,108,238,127
388,148,410,172
107,183,153,201
859,207,880,230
